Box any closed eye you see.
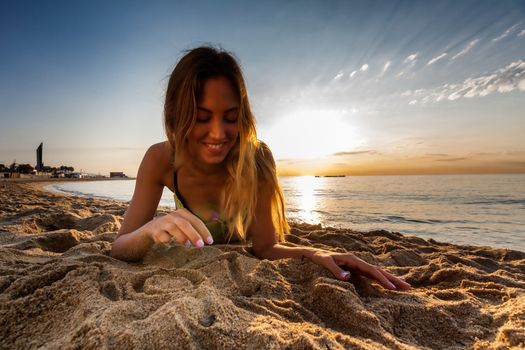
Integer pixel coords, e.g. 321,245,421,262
196,117,210,123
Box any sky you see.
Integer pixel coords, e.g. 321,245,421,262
1,0,524,176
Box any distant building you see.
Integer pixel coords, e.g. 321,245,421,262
36,142,43,171
110,172,127,178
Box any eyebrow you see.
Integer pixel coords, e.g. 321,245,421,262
197,107,239,114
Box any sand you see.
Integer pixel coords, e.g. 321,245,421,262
0,180,524,349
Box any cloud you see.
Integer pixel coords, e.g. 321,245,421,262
406,60,525,104
276,158,302,164
350,70,357,78
333,71,344,81
425,153,449,157
360,64,369,72
472,151,525,157
492,23,520,42
397,53,418,78
427,53,447,66
435,157,468,162
332,150,380,156
519,28,525,37
404,53,418,64
452,39,480,60
381,61,391,76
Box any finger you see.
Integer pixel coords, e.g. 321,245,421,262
169,215,205,248
321,256,352,281
160,222,188,245
379,269,412,290
152,230,172,244
360,264,397,290
171,209,214,245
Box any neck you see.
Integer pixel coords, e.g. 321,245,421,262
184,157,229,180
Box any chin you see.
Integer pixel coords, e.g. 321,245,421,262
203,157,226,164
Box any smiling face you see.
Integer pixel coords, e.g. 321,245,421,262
186,76,240,167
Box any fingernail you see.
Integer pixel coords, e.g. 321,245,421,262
206,236,214,244
340,271,350,279
389,282,397,289
184,240,191,248
196,239,204,248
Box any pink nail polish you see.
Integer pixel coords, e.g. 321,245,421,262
196,239,204,248
340,271,350,279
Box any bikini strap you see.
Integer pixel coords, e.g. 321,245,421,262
173,170,190,209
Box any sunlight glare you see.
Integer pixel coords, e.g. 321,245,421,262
294,176,319,224
260,109,359,159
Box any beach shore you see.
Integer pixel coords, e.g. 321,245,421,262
1,180,524,349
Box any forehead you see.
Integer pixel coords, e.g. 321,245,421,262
199,77,239,108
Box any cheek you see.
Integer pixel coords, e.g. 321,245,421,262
226,125,240,138
188,126,205,141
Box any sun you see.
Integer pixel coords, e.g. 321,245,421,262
259,109,359,159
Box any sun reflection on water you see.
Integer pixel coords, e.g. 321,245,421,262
291,176,321,224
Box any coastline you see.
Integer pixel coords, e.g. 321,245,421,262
1,180,524,348
1,177,136,199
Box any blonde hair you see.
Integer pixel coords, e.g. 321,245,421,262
163,46,290,243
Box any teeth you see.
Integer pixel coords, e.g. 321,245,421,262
205,143,226,149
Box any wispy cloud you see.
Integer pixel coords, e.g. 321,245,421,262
381,61,391,76
519,28,525,37
360,64,369,72
397,53,418,77
492,23,520,42
333,150,380,156
435,157,468,162
425,153,449,157
333,71,344,81
427,53,447,66
350,70,358,78
452,39,480,60
404,53,418,64
406,60,525,104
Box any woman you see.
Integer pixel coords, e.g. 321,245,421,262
110,46,411,291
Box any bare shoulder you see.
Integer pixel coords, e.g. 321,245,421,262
148,141,171,161
147,141,173,167
143,141,173,184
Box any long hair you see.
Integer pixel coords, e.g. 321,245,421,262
163,46,289,242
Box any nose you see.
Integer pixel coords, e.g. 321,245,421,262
209,116,226,140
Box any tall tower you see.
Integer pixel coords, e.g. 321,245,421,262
36,142,43,171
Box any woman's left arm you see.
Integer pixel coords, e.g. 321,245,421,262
250,151,411,291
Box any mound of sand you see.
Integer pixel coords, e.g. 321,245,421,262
0,181,524,349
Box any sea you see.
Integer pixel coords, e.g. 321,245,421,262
44,174,525,252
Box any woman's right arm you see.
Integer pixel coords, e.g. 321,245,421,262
110,144,213,262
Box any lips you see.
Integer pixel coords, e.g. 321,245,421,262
203,142,228,154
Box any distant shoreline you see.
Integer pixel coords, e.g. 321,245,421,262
0,177,136,198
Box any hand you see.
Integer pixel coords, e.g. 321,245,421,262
144,208,214,248
307,249,411,291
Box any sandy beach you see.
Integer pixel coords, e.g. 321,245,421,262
0,180,524,349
